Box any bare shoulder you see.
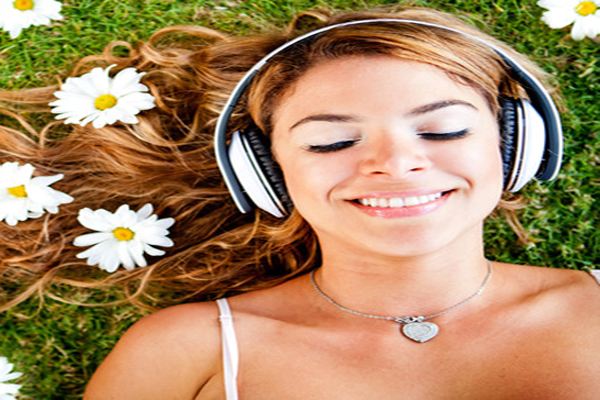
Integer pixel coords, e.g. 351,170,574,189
486,264,600,380
543,265,600,311
84,302,223,400
498,263,600,340
501,263,600,306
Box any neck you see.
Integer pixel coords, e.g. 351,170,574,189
314,237,490,318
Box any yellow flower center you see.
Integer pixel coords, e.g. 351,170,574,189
575,1,597,16
94,94,118,111
13,0,34,11
7,185,27,198
13,0,35,11
113,227,135,241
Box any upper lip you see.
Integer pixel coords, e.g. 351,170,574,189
348,189,452,200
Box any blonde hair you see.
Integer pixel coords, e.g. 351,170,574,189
0,7,550,311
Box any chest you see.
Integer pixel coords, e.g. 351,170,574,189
235,319,600,399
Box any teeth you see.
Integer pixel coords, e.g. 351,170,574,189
358,192,443,208
389,197,404,207
404,196,419,206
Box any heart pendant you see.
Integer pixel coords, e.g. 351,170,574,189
401,321,439,343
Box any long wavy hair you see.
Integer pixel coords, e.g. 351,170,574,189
0,7,551,311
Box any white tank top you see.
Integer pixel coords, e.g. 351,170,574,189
217,298,239,400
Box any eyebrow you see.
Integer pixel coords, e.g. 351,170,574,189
289,114,360,132
408,100,478,116
288,100,478,132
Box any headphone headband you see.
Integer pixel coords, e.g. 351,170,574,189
215,18,563,214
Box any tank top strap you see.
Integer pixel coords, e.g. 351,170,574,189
216,298,239,400
587,270,600,286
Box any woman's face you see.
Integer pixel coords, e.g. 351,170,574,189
270,56,504,259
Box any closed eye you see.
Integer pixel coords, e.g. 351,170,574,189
305,139,360,153
418,128,471,140
305,128,469,152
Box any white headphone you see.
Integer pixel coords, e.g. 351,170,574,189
215,19,563,218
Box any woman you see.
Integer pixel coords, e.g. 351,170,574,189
1,7,597,399
81,8,600,399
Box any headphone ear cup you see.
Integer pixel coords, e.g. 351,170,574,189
228,128,287,218
244,128,294,214
500,97,547,192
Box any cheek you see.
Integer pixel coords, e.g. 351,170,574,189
277,154,352,209
438,137,504,188
480,135,505,182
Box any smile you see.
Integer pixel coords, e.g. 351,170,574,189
357,192,443,208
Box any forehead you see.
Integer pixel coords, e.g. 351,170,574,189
272,55,490,127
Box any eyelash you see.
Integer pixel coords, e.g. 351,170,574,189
306,139,360,153
417,128,471,140
305,129,471,153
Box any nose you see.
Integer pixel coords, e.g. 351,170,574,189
358,130,432,178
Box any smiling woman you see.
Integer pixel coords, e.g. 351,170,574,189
0,5,598,399
270,57,504,258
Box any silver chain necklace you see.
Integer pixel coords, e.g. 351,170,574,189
310,260,493,343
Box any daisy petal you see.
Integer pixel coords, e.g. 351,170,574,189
537,0,577,9
571,15,600,39
143,235,174,248
116,241,136,270
0,356,23,397
129,241,148,268
542,9,577,29
137,204,154,219
73,232,113,247
77,208,115,231
99,250,122,273
30,173,64,187
143,244,167,257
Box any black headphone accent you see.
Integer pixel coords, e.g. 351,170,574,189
499,97,519,185
214,19,563,218
244,126,294,213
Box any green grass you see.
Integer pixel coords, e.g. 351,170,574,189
0,0,598,398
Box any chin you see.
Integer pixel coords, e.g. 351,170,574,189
316,221,482,261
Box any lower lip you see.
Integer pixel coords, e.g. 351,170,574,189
350,192,450,218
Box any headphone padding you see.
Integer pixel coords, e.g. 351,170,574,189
244,127,294,214
499,97,519,190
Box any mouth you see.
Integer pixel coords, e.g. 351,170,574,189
353,191,451,208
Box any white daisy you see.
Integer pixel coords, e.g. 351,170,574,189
74,204,175,273
49,65,156,129
0,0,62,39
0,357,22,400
0,162,74,226
538,0,600,40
